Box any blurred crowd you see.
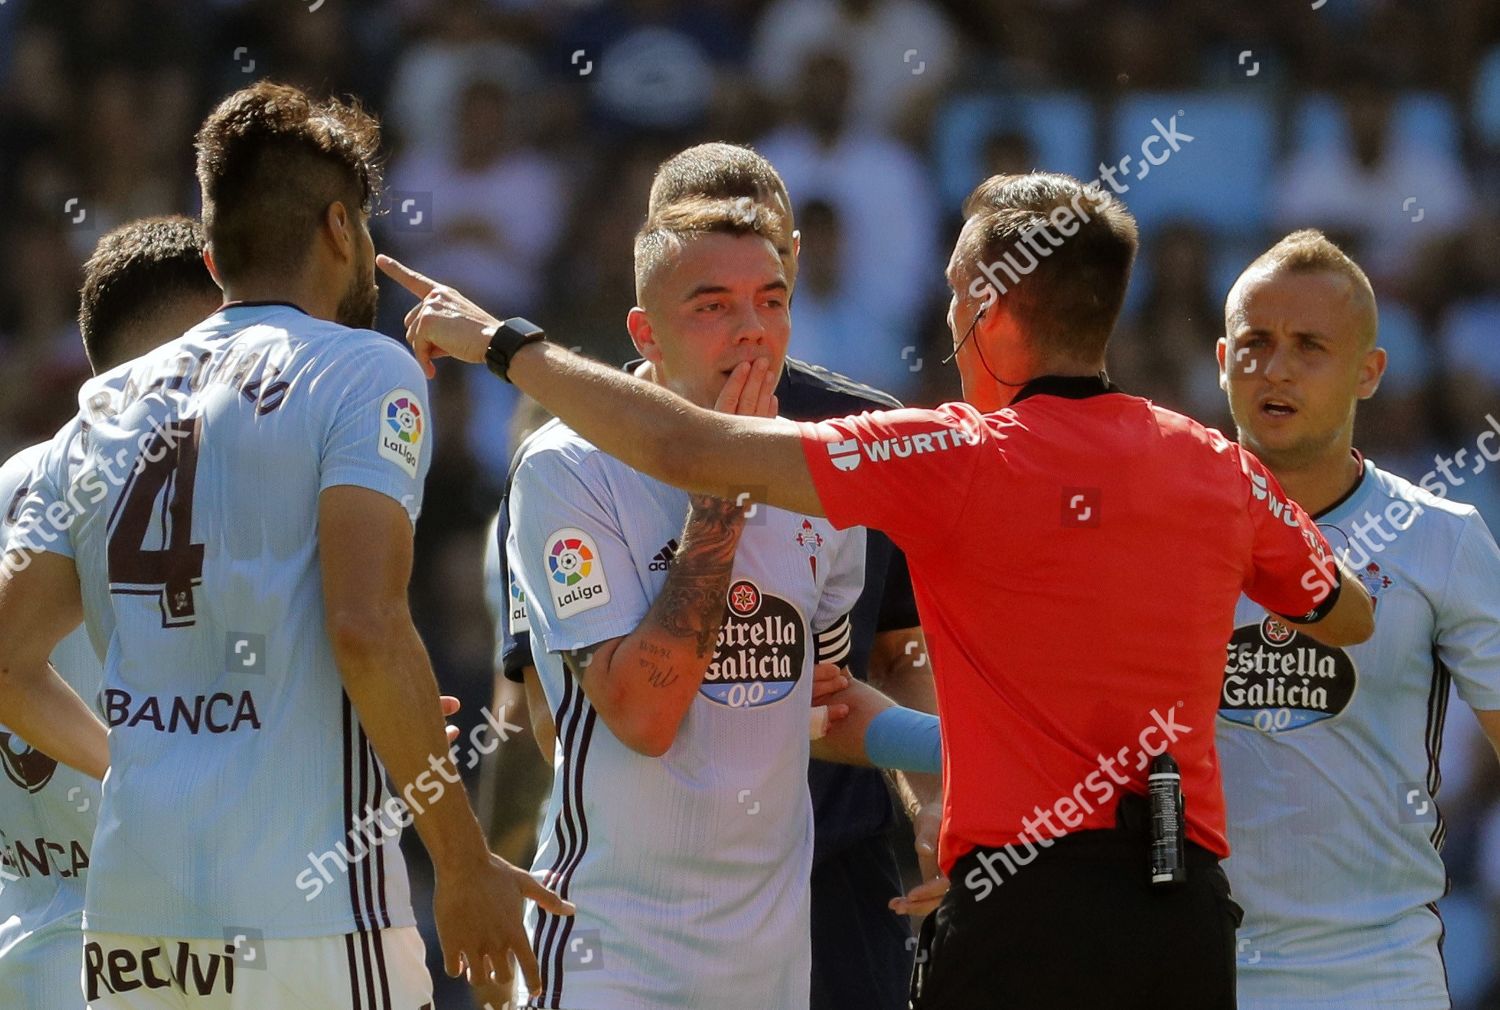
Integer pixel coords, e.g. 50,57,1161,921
2,0,1498,1005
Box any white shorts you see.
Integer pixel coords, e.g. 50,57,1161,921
82,927,432,1010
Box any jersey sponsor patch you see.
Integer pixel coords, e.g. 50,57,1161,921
825,426,981,472
700,578,805,709
1219,614,1358,732
827,438,861,471
506,562,530,634
545,528,610,618
378,390,424,477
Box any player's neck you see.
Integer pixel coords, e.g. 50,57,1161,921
1260,443,1364,518
218,281,334,322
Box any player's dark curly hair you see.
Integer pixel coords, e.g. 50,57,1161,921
194,81,383,284
78,215,219,371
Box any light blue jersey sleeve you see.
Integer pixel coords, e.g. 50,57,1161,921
810,527,866,668
813,527,866,633
509,446,652,656
4,420,83,563
1437,512,1500,710
318,337,433,523
482,511,508,671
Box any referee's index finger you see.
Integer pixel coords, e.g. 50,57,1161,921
376,253,436,298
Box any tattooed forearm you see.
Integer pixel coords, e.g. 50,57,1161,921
645,496,746,657
637,641,679,689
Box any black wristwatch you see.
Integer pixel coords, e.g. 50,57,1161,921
483,317,547,382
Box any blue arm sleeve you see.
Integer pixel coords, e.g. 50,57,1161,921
864,706,942,774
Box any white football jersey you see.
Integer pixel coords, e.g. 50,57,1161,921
0,442,102,1009
1218,458,1500,1009
6,303,432,940
509,419,864,1010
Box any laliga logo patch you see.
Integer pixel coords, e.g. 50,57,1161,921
545,528,610,618
378,389,423,477
507,565,530,634
701,579,806,709
1220,614,1357,733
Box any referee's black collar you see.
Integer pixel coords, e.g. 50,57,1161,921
1009,372,1118,405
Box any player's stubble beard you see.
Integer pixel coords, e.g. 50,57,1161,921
1237,402,1353,476
336,244,379,330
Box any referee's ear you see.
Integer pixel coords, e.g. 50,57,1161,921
627,306,662,365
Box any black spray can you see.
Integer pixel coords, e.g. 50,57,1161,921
1148,752,1187,886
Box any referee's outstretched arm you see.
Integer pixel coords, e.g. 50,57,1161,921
380,252,1365,654
380,256,823,515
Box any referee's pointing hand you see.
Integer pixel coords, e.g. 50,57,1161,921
378,254,498,378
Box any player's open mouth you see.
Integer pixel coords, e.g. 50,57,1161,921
1259,398,1297,417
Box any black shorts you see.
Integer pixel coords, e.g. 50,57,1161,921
911,807,1241,1010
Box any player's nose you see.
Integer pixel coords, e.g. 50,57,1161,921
729,302,770,345
1261,340,1296,382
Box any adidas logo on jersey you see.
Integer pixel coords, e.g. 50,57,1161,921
649,539,680,571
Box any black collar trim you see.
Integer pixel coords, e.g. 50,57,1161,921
219,300,308,315
1311,449,1368,520
1010,373,1118,404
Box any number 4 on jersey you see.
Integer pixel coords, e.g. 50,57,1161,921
107,417,206,627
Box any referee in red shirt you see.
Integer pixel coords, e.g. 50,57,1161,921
381,172,1376,1009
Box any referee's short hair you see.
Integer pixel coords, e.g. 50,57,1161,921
78,216,219,372
634,196,791,306
194,81,382,286
960,172,1138,365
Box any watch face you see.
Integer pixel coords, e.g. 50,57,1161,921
506,317,546,341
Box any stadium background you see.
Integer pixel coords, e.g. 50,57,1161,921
1,0,1498,1006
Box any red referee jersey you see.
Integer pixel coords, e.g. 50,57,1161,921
797,376,1336,873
